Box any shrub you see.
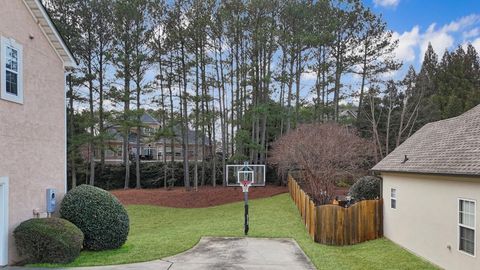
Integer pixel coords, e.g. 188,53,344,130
349,176,381,200
13,218,83,264
60,185,129,250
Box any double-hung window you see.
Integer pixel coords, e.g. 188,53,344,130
391,188,397,209
1,36,23,104
459,199,476,256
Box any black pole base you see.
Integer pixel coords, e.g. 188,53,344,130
244,204,249,235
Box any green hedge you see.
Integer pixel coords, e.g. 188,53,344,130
13,218,83,264
60,185,129,250
68,162,279,190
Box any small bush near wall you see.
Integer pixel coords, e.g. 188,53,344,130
13,218,84,264
348,176,381,200
60,185,129,250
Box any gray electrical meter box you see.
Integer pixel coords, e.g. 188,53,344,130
46,188,56,214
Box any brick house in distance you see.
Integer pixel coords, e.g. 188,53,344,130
373,104,480,270
0,0,76,265
97,113,212,163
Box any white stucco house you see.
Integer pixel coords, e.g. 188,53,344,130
372,104,480,270
0,0,76,265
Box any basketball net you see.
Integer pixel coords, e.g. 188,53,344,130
240,180,252,193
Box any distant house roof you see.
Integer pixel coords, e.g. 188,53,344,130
141,113,161,125
168,126,210,146
339,109,357,119
23,0,77,68
372,104,480,176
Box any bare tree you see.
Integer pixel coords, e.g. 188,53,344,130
271,123,373,204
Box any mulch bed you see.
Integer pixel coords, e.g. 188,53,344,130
110,185,288,208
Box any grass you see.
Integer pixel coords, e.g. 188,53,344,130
37,194,437,269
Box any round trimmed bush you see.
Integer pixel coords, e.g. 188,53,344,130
349,175,381,200
13,218,83,264
60,185,129,250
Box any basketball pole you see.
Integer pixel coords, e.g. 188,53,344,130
244,189,249,235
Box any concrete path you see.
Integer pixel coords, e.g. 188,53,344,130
5,237,316,270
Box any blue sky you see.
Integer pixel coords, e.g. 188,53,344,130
368,0,480,71
304,0,480,105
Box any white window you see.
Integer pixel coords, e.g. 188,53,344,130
390,188,397,209
0,37,23,104
459,199,476,256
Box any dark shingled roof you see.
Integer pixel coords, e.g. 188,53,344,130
372,104,480,176
141,113,161,124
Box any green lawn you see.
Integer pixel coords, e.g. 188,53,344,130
39,194,437,269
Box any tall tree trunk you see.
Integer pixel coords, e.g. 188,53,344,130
286,49,295,132
168,54,175,187
123,53,131,189
159,58,168,189
357,42,368,122
180,41,190,190
98,47,105,170
194,46,200,191
294,49,302,128
279,48,286,135
230,55,235,156
135,82,141,189
211,82,217,187
321,47,327,122
200,42,207,187
87,50,95,186
215,38,227,186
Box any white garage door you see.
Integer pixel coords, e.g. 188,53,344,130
0,177,8,266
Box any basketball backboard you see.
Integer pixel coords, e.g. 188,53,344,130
226,164,266,187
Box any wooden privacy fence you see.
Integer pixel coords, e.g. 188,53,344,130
288,175,383,245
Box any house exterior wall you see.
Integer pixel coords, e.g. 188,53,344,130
382,172,480,270
0,0,66,264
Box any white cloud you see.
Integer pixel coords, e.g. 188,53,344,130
301,71,317,81
419,23,455,61
472,37,480,52
392,14,480,65
442,14,480,32
373,0,400,8
392,26,420,62
464,28,480,39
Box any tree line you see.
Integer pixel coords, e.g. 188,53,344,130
45,0,480,190
358,43,480,160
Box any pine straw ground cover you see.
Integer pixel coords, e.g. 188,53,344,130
110,185,288,207
36,194,437,270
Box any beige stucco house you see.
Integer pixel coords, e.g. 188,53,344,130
0,0,76,265
373,104,480,270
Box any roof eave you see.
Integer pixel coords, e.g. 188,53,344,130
23,0,78,69
371,169,480,178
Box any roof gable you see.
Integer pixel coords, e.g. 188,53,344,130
141,113,161,125
22,0,77,68
372,104,480,176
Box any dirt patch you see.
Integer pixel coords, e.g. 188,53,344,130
110,185,288,208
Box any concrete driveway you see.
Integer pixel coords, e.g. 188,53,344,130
162,237,316,270
6,237,316,270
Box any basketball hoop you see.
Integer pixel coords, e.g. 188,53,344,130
225,161,266,235
240,180,252,193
